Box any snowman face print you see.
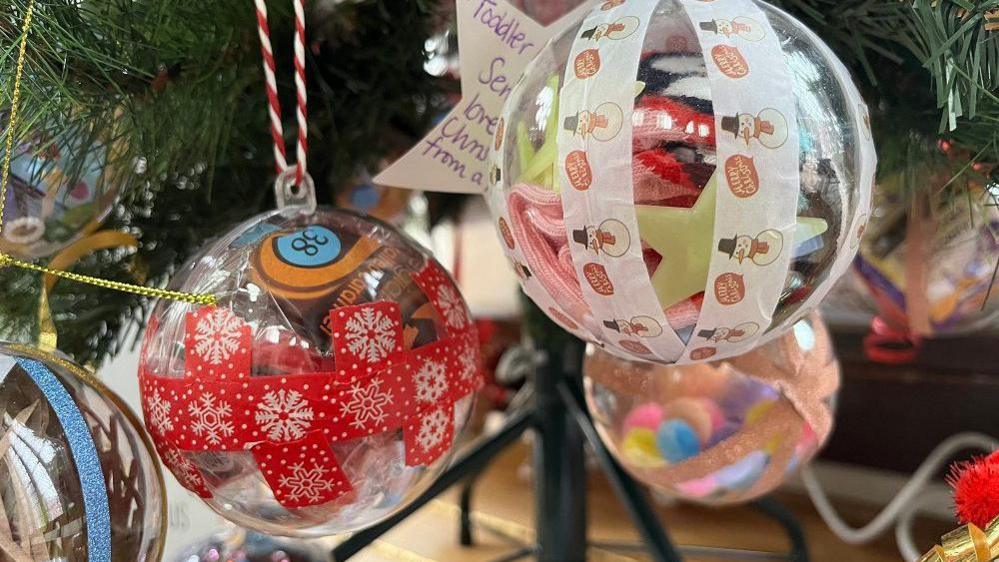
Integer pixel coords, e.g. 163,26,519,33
580,16,640,41
564,102,624,142
605,315,663,338
572,219,631,257
721,109,788,149
697,321,759,343
710,327,732,342
585,225,603,252
699,16,765,42
732,235,755,261
717,229,783,266
573,111,598,137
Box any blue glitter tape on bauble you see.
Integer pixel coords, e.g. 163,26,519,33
19,358,111,562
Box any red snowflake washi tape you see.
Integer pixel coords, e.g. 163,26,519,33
139,264,482,509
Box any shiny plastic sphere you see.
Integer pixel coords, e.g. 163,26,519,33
139,207,481,537
486,0,874,364
171,527,326,562
583,313,838,504
1,130,119,259
0,343,165,561
855,183,999,336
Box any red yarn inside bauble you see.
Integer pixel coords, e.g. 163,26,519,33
950,450,999,528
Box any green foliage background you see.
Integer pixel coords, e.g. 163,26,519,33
2,0,999,364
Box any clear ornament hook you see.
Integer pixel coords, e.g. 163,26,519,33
274,168,317,213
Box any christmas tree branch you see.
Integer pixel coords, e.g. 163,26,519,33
0,0,443,365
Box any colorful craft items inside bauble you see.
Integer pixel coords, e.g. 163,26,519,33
512,0,587,25
0,343,165,562
335,167,414,225
0,124,119,259
583,313,838,505
854,178,999,361
138,207,483,537
486,0,876,364
171,527,326,562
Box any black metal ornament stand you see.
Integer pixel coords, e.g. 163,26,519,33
331,338,810,562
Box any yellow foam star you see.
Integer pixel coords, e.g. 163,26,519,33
636,175,830,310
635,175,718,310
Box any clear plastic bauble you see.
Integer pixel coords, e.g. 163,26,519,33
512,0,587,25
1,129,119,259
486,0,874,364
855,183,999,336
139,207,482,537
583,313,838,504
335,173,413,225
171,527,326,562
0,343,165,561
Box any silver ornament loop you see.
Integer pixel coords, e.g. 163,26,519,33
273,168,317,213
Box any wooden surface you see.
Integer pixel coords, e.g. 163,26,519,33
347,440,950,562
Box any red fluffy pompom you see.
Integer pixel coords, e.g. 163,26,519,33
950,450,999,528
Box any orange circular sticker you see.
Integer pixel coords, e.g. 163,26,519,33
565,150,592,191
548,307,580,331
711,45,749,79
619,340,651,355
724,155,759,198
714,273,746,305
583,263,614,295
494,118,505,151
498,217,515,249
689,347,717,361
574,49,601,79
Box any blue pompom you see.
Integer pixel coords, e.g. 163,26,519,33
656,419,701,463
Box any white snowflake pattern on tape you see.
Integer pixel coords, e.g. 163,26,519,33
163,448,204,490
188,392,235,445
277,462,335,503
147,388,173,434
437,285,469,328
458,344,478,381
255,389,315,442
193,308,244,365
417,408,449,452
343,307,399,363
414,359,448,404
340,378,394,430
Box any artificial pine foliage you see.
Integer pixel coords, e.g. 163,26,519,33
0,0,443,364
3,0,999,363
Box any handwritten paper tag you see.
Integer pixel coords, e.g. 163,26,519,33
374,0,593,194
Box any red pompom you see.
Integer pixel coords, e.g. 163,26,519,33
950,450,999,528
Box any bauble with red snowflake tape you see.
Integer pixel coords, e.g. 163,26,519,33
138,207,482,537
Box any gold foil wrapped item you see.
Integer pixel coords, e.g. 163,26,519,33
920,516,999,561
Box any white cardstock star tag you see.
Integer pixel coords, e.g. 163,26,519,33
373,0,593,194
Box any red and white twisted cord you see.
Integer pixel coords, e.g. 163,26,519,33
254,0,308,181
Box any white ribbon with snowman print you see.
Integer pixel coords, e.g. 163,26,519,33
390,0,876,363
671,0,800,362
556,0,688,363
553,0,801,362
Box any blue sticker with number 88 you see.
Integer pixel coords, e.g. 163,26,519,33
275,226,342,267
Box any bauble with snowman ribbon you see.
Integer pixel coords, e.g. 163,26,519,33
485,0,875,364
